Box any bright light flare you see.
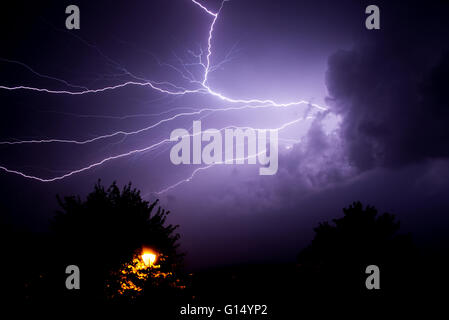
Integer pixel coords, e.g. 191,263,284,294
141,249,157,266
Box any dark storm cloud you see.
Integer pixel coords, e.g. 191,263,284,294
325,1,449,170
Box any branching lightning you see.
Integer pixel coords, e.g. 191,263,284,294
0,0,327,194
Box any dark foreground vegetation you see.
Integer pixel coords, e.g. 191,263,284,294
1,182,448,315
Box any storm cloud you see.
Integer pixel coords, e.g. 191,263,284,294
326,1,449,170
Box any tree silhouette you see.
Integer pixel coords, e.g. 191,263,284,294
49,181,184,302
297,201,415,295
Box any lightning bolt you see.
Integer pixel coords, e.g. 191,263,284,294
155,116,312,194
0,116,309,183
0,0,327,194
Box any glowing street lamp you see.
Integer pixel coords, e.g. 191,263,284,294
141,248,157,267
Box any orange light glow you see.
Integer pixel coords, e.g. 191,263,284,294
141,249,157,266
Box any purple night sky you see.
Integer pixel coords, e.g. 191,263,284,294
1,0,449,270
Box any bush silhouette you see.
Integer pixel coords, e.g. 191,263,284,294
297,201,415,295
49,181,184,302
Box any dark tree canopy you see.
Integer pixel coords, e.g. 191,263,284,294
50,181,183,301
297,201,415,294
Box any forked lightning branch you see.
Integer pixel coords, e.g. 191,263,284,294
0,0,327,192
